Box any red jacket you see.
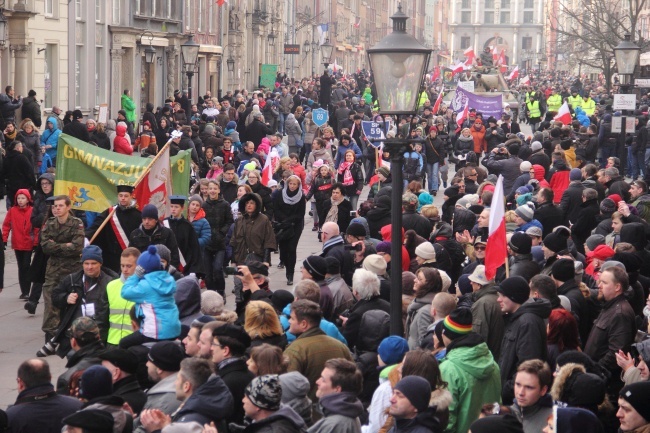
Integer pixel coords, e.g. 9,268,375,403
380,225,410,271
114,122,133,155
2,189,39,251
550,170,570,204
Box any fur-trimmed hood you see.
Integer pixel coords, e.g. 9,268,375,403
213,310,238,323
429,388,453,411
551,362,610,413
237,192,263,216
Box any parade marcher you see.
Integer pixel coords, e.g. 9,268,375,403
128,204,180,268
337,149,364,211
164,195,204,276
40,195,85,343
85,185,142,275
273,175,306,285
202,179,234,298
105,247,139,347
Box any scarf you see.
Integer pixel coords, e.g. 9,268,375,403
338,162,354,186
282,176,303,205
326,197,344,224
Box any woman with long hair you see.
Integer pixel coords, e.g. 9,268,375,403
231,184,253,220
247,343,289,376
272,175,306,285
244,300,287,349
547,308,580,370
305,164,334,237
337,149,364,212
406,268,443,349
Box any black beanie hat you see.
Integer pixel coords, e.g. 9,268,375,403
393,376,431,412
508,232,532,254
552,258,576,282
543,228,570,253
496,276,530,305
303,255,328,280
620,382,650,423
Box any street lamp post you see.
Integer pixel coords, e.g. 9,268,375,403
180,34,200,104
614,34,640,176
321,39,333,68
367,4,431,336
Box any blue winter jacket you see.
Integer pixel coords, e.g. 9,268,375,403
281,304,347,344
335,141,363,168
191,216,212,248
40,116,61,160
515,219,544,233
121,270,181,340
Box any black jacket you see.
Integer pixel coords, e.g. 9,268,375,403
3,149,34,200
557,279,594,345
217,358,255,425
424,136,446,164
498,298,551,386
165,217,204,275
128,223,180,268
241,406,306,433
366,195,392,239
496,254,540,284
534,202,564,239
172,374,234,426
341,295,391,350
202,196,234,251
62,120,91,142
113,375,147,415
389,407,442,433
571,198,600,255
244,119,273,148
6,383,83,433
249,182,274,218
52,269,118,343
528,150,551,175
21,96,42,127
403,210,433,240
56,341,105,393
322,199,353,233
321,236,355,286
560,181,585,226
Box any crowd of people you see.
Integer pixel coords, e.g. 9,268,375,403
1,66,650,433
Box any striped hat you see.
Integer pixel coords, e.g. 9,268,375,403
442,308,473,340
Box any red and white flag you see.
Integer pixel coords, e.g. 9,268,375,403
484,175,507,280
507,66,519,80
464,47,475,66
261,147,280,186
134,142,173,219
456,99,469,129
520,75,531,85
553,102,572,125
492,45,499,61
452,62,466,74
431,90,444,115
497,49,506,66
432,66,441,82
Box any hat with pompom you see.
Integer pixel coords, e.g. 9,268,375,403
136,245,163,275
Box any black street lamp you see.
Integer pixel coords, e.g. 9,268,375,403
321,39,333,67
226,54,235,72
613,34,640,176
180,34,200,103
366,3,431,336
141,31,156,64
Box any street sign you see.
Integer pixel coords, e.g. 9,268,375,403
635,78,650,87
611,116,635,133
284,44,300,54
312,108,329,127
361,120,391,139
613,94,637,110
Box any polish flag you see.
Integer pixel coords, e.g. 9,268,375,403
456,99,469,129
497,49,506,66
507,66,519,80
432,90,444,115
464,47,475,66
553,102,572,125
261,147,280,186
520,75,531,85
452,62,466,74
134,142,172,219
432,66,440,82
484,175,507,280
492,45,499,61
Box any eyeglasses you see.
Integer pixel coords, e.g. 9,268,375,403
474,245,486,251
211,342,224,348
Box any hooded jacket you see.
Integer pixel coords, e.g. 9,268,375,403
498,298,551,386
3,189,39,250
440,333,502,433
308,392,364,433
174,275,202,326
471,284,504,359
366,195,392,239
231,193,276,264
40,116,61,159
388,406,442,433
203,193,234,252
509,394,553,433
113,122,133,155
242,405,306,433
171,374,234,426
190,207,211,248
121,270,181,340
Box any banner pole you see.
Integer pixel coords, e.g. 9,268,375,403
89,140,172,244
504,198,509,279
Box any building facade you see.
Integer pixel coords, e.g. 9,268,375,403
448,0,544,69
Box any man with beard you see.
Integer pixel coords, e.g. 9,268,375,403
86,185,142,274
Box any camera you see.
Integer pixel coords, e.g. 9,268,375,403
350,211,357,217
224,266,244,276
344,243,363,252
334,309,351,327
36,339,59,357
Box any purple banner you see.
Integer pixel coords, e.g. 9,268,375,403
450,86,504,120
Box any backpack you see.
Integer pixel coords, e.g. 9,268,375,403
403,153,421,182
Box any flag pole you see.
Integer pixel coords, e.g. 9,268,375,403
88,140,172,244
504,198,510,278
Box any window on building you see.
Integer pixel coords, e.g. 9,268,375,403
186,0,191,30
113,0,120,24
95,0,102,22
485,0,494,8
208,0,213,32
461,0,471,8
524,0,534,7
167,0,172,18
44,45,55,108
45,0,54,17
500,11,510,23
461,11,471,22
76,0,82,20
523,11,534,23
522,37,533,49
501,0,511,8
96,48,102,103
461,36,471,49
198,0,203,30
484,11,494,23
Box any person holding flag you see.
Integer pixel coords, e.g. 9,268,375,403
553,102,573,125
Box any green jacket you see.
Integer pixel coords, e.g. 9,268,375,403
440,333,501,433
121,94,136,122
363,87,373,105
